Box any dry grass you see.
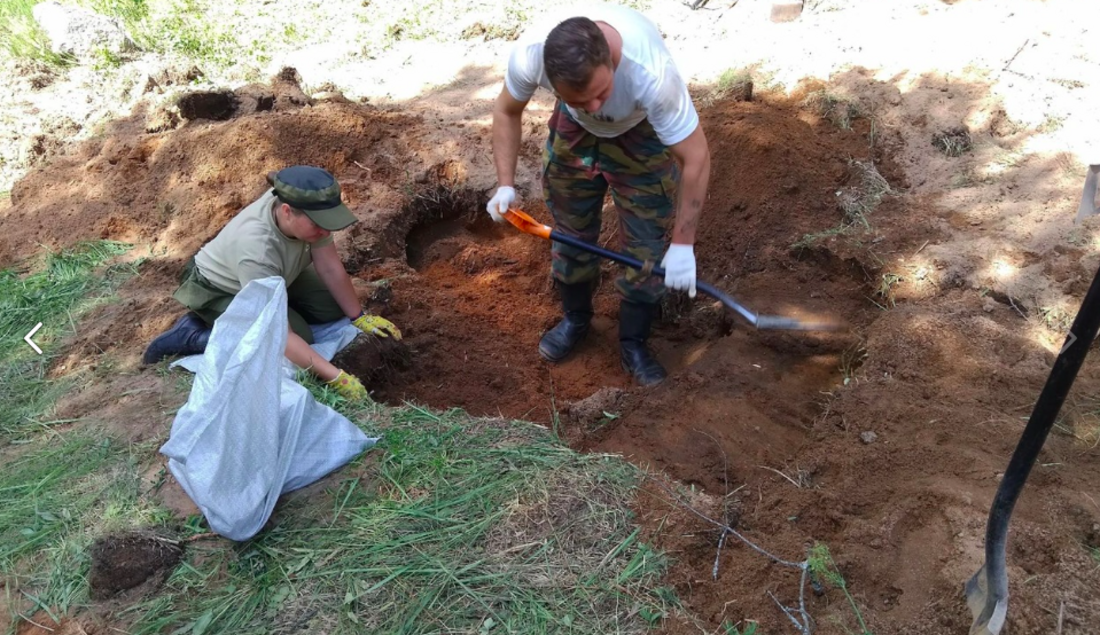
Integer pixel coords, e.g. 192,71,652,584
932,127,973,157
836,159,891,228
803,89,862,130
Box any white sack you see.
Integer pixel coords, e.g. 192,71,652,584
160,277,375,541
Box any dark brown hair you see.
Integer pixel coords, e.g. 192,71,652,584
543,17,612,93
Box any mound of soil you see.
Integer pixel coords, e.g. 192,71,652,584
89,532,182,599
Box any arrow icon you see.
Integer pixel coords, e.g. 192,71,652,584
24,322,42,355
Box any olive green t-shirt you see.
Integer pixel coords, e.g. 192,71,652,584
194,189,334,293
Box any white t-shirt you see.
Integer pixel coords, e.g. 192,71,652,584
504,3,699,147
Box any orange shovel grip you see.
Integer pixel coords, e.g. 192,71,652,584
501,209,551,240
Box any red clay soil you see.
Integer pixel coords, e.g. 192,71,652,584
3,74,1099,635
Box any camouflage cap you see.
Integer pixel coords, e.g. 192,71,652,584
267,166,357,231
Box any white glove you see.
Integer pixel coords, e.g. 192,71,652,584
486,186,516,223
661,243,697,298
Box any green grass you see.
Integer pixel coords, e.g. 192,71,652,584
0,430,133,621
809,542,873,635
0,0,236,68
0,0,74,66
0,240,134,439
722,620,759,635
121,406,674,634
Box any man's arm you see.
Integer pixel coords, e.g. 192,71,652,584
667,124,711,245
492,87,530,188
311,241,361,319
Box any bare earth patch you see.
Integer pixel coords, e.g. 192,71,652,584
3,1,1100,634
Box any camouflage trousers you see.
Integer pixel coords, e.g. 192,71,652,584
542,101,679,304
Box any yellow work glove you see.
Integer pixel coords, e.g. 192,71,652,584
327,371,368,401
353,312,402,340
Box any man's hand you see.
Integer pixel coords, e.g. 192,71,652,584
328,370,368,401
354,313,402,340
486,186,516,223
661,243,697,298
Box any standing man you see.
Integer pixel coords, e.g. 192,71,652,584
486,4,711,386
142,165,402,401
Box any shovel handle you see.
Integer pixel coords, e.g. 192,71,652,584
548,230,761,324
501,209,837,331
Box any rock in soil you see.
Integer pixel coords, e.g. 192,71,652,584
860,430,879,444
89,532,182,599
331,335,412,389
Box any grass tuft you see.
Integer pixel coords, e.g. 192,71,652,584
708,67,754,103
809,542,873,635
932,127,973,157
0,241,133,439
836,160,891,228
0,0,74,67
793,160,890,250
803,89,862,130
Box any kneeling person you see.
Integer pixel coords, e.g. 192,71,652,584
143,165,400,400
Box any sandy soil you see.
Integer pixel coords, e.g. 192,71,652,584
3,0,1100,633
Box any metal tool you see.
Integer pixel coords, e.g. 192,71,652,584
966,257,1100,634
501,208,842,331
1074,164,1099,225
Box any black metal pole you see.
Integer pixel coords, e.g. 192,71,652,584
976,257,1100,619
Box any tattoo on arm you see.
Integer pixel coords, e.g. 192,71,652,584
690,198,702,210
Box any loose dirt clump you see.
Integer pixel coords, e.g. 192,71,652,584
564,387,625,432
176,90,237,121
88,532,183,600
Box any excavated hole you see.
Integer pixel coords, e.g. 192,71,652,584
353,94,888,501
364,201,861,441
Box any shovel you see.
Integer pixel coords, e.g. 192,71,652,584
965,257,1100,634
501,208,842,331
1074,164,1099,225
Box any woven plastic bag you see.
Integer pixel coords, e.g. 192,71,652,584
160,276,375,541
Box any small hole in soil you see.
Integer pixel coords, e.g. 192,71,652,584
406,217,472,270
400,186,482,270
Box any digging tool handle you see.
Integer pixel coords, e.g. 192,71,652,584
978,257,1100,619
548,230,759,325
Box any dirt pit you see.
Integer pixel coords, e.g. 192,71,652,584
364,88,882,497
88,532,183,599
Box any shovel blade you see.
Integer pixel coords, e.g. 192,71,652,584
965,564,1008,635
754,315,845,331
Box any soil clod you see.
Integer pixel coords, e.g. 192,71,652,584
89,532,183,599
565,388,625,431
176,90,237,121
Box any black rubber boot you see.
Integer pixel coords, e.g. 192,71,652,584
619,300,667,386
538,280,595,362
142,313,212,364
